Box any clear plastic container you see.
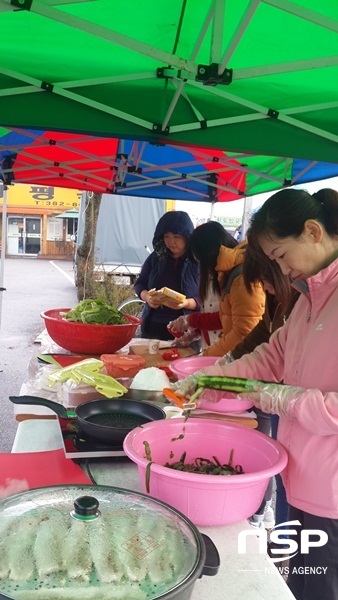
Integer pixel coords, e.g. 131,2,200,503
59,379,106,408
37,364,60,393
100,353,146,379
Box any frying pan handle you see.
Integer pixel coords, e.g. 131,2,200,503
9,395,68,419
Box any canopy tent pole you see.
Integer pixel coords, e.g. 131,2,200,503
0,182,8,332
209,200,216,221
241,196,253,241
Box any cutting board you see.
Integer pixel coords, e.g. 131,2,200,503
191,412,258,429
129,344,196,368
37,354,90,367
0,449,91,498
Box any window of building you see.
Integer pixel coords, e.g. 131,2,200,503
47,217,63,241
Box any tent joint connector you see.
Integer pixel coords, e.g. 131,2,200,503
196,64,233,86
200,120,207,129
268,108,279,119
153,123,169,135
156,67,175,79
127,166,142,174
11,0,32,10
41,81,54,93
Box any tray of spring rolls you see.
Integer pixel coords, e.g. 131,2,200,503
0,485,219,600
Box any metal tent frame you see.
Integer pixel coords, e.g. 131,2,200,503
0,0,337,166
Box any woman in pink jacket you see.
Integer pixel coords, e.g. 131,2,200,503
175,187,338,600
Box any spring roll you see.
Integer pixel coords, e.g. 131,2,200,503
162,521,188,583
34,511,68,577
0,518,16,578
111,511,147,583
89,516,124,583
63,519,92,582
133,512,167,585
8,516,40,581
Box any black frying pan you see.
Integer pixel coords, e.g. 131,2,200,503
9,396,166,445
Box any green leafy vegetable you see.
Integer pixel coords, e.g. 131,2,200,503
63,299,126,325
164,449,243,475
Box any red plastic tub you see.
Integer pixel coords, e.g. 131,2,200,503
41,308,141,354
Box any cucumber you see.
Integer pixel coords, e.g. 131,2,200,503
196,375,265,393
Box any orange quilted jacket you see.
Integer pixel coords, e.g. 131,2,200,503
203,241,266,357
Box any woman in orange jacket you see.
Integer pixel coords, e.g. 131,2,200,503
168,221,266,356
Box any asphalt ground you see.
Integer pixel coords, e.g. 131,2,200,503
0,258,78,452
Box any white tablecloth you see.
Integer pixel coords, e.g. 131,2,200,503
12,419,295,600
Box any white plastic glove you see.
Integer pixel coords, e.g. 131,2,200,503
172,370,205,397
167,315,191,335
172,365,225,397
238,383,304,417
175,328,201,348
215,352,234,367
197,388,225,404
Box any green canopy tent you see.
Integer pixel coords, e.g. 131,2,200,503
1,0,338,329
0,0,337,168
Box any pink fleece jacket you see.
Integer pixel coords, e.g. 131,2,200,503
216,257,338,518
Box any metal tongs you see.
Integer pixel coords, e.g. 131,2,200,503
162,386,205,412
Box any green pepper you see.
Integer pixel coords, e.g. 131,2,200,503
196,375,269,393
145,461,153,493
143,440,152,462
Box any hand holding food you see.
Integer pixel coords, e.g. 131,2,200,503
161,299,184,310
172,370,205,397
148,287,186,309
144,291,162,309
172,366,226,398
174,328,201,348
167,314,191,335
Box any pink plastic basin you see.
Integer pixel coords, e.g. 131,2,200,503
123,418,288,526
169,356,253,413
169,356,218,378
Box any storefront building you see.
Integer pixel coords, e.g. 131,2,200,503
0,184,81,259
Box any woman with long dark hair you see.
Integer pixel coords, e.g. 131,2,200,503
169,221,265,356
